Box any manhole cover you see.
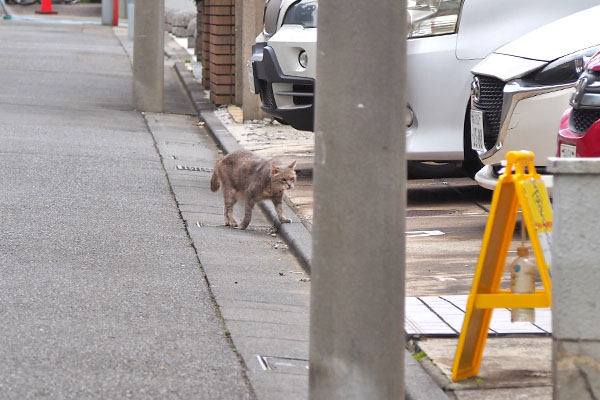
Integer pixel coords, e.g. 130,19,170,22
407,209,458,217
176,165,212,172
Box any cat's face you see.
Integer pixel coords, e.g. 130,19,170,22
270,162,297,190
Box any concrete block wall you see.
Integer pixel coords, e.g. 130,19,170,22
166,9,195,35
202,0,236,105
165,8,197,50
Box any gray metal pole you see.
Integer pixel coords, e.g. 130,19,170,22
133,0,164,112
101,0,113,25
547,158,600,399
309,0,407,398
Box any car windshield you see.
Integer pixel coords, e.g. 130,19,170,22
283,1,318,28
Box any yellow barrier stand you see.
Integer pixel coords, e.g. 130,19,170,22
452,150,553,382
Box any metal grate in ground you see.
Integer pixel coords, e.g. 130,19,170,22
406,295,551,336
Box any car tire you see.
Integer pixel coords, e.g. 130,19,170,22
462,104,484,178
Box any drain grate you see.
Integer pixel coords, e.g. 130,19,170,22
176,165,213,172
407,209,457,217
257,355,309,374
195,221,276,234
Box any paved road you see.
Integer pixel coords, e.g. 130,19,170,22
405,176,492,296
285,165,495,296
0,20,252,398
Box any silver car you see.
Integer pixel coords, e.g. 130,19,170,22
405,0,598,175
470,5,600,189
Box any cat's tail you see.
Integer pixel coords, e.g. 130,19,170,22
210,169,220,192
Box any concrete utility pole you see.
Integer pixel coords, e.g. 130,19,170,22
309,0,407,399
548,158,600,400
236,0,264,120
133,0,164,112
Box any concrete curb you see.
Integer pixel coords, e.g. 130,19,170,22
405,352,449,400
173,62,214,113
172,56,447,400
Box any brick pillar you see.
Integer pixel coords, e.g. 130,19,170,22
202,0,235,105
201,1,210,88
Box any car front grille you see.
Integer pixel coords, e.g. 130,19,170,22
570,108,600,134
473,76,505,150
258,79,276,109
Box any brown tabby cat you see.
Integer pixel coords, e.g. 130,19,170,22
210,150,297,230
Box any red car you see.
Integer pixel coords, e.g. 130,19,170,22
558,51,600,157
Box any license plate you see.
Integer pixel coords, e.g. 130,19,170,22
470,109,486,152
248,61,256,94
560,143,576,158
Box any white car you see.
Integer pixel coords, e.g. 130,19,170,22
249,0,317,131
249,0,598,173
471,5,600,190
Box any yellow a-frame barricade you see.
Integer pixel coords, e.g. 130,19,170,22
452,151,553,382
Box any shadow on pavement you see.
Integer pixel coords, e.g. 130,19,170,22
408,161,469,180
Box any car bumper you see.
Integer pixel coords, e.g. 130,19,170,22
474,164,554,193
558,108,600,157
474,80,574,167
249,43,315,131
405,34,473,161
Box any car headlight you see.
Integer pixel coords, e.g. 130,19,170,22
407,0,463,39
282,0,317,28
533,47,600,86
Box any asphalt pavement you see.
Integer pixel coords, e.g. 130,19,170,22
0,19,254,399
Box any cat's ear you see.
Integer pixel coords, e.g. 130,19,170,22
288,161,297,170
270,164,280,175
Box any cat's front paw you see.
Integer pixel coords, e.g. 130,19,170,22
226,220,238,228
279,216,291,224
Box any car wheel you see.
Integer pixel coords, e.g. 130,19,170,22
462,104,483,178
